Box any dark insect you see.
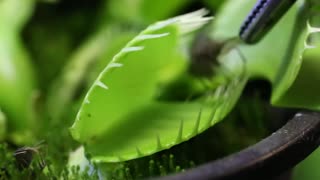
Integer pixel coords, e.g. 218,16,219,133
190,33,245,79
190,33,225,77
13,141,46,171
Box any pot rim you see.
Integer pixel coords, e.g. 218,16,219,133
155,111,320,180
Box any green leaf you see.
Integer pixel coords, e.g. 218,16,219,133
46,26,135,121
74,75,246,162
293,146,320,180
211,0,320,110
0,0,36,143
70,10,228,162
86,89,246,163
71,0,320,163
0,0,35,31
0,109,6,141
271,3,320,109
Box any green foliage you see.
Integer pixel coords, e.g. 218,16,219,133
71,10,236,162
211,0,320,110
203,0,224,11
46,26,115,121
70,0,320,164
0,109,5,141
0,0,35,30
90,93,270,179
24,0,105,90
107,0,188,24
294,148,320,180
0,0,36,144
0,0,320,179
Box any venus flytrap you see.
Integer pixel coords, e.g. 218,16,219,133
69,10,247,163
70,0,320,165
71,9,213,141
272,19,320,108
271,0,320,107
46,27,121,121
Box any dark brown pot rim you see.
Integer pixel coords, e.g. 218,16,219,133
154,111,320,180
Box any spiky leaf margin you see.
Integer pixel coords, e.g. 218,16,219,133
70,10,246,163
46,27,134,122
86,77,246,163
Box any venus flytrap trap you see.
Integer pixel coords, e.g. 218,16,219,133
272,0,320,108
70,9,249,163
69,0,320,167
270,0,320,108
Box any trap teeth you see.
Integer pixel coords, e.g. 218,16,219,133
192,109,202,135
308,22,320,34
156,134,162,150
136,147,143,156
176,120,184,143
304,41,316,49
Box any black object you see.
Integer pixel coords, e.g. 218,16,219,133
240,0,297,44
155,111,320,180
13,141,46,171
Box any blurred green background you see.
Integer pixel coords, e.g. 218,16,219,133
0,0,319,179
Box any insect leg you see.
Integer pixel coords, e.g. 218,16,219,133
234,47,248,79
